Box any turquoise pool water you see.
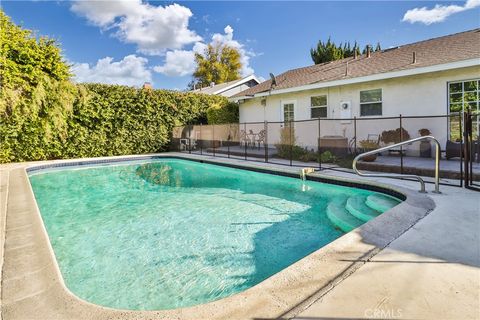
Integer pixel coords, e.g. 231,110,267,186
28,158,400,310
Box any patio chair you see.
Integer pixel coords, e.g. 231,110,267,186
348,134,380,155
189,138,197,150
447,138,480,162
248,130,257,148
240,130,251,147
348,137,357,155
180,138,188,151
254,129,266,149
446,140,462,160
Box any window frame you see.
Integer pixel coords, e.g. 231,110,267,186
310,95,328,119
359,88,383,117
281,100,296,124
447,78,480,141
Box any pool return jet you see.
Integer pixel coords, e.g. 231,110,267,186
300,167,316,181
299,168,315,191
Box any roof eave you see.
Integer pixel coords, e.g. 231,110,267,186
213,74,261,95
240,58,480,100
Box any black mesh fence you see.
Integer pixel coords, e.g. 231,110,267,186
172,113,479,188
465,111,480,188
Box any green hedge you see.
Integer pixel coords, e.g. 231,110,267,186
62,84,228,159
206,101,239,124
0,81,229,162
0,10,231,163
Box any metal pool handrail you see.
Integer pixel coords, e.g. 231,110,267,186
352,136,441,193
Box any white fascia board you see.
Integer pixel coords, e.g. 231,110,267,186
229,95,254,101
245,58,480,99
213,75,261,95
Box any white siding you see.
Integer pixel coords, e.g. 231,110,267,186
239,66,480,153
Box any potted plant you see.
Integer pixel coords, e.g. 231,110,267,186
359,140,379,162
418,128,431,158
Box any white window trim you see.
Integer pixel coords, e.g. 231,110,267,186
447,78,480,140
280,100,297,123
447,78,480,113
310,95,328,119
359,88,383,117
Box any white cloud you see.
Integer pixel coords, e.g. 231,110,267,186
71,0,201,55
154,25,255,77
210,25,254,76
402,0,480,25
153,50,195,77
71,55,152,87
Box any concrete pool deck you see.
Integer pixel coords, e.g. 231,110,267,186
0,153,479,319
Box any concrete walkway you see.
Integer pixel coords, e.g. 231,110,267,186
296,171,480,320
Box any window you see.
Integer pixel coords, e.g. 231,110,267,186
283,103,295,125
310,95,328,118
360,89,382,116
448,79,480,140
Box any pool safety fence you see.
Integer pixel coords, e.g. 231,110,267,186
171,112,480,189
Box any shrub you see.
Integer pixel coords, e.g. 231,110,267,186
275,126,296,158
0,10,228,163
274,127,322,162
320,150,336,163
0,10,76,162
380,128,410,144
206,101,239,124
418,128,431,136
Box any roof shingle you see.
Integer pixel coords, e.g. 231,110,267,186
234,29,480,98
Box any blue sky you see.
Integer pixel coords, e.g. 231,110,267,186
2,1,479,90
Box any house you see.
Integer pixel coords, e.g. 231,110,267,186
232,29,480,154
191,74,260,98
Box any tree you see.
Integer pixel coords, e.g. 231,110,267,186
310,38,381,64
191,43,242,89
0,9,76,162
310,38,343,65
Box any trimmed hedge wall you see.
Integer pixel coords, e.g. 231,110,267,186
0,10,231,163
0,82,229,163
206,101,239,125
62,84,228,159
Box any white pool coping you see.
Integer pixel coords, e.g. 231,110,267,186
1,153,435,319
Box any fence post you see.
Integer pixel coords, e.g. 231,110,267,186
459,113,463,187
264,121,268,163
244,123,247,160
212,124,215,157
463,111,471,187
318,118,322,169
200,123,203,155
289,120,293,166
227,124,230,158
188,125,192,154
399,114,403,174
353,116,357,156
468,111,474,185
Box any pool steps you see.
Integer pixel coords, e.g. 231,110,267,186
346,195,381,222
365,193,401,212
327,194,400,232
326,202,364,233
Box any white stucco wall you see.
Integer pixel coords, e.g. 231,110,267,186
239,66,480,153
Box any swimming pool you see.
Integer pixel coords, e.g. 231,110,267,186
28,158,401,310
